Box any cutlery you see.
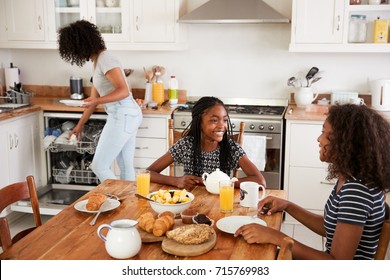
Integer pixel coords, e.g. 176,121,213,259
90,200,110,226
135,193,154,202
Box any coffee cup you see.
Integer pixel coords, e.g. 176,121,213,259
349,97,364,105
239,182,266,208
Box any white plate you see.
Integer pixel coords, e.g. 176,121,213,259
216,216,267,234
59,99,86,107
74,199,120,213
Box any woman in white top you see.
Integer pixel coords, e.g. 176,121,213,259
58,20,142,182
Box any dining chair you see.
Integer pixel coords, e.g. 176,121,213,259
168,119,245,177
0,175,42,251
276,236,294,260
374,219,390,260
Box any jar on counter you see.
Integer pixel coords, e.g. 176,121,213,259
348,15,367,43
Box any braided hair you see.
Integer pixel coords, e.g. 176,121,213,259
184,96,235,176
57,20,106,67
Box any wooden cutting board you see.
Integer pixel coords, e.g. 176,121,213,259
161,227,217,257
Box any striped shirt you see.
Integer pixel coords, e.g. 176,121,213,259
324,178,385,259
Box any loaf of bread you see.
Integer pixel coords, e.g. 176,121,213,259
86,193,108,211
137,212,155,233
153,215,174,237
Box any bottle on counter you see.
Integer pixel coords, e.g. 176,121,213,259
152,72,164,106
168,76,178,105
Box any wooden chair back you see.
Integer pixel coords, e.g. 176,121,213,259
277,236,294,260
168,119,245,177
374,219,390,260
0,176,42,251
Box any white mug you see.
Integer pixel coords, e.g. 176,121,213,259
239,182,266,208
349,97,364,105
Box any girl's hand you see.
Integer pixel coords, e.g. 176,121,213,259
257,196,289,216
175,175,202,189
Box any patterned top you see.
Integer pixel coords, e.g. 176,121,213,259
169,136,246,177
324,177,385,259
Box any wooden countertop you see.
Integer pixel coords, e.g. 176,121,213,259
0,180,286,260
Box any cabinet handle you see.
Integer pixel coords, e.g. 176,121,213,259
38,16,42,30
320,180,335,185
336,15,340,32
9,134,14,150
14,133,19,148
135,147,149,150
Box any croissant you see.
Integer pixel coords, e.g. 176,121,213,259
153,215,174,237
137,212,155,233
86,193,108,211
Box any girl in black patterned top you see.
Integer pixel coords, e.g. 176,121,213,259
235,104,390,259
147,96,266,189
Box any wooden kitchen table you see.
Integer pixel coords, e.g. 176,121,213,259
0,180,286,260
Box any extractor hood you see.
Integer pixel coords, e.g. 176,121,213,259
178,0,290,24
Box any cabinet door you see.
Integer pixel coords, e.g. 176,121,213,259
293,0,344,44
5,0,45,41
133,0,175,42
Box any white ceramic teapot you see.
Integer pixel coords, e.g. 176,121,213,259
97,219,141,259
202,168,237,194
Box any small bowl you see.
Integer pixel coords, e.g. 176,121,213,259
192,213,214,227
180,209,198,224
147,190,194,215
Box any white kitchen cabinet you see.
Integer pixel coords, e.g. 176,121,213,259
46,0,130,42
0,111,43,189
4,0,45,41
133,0,176,43
290,0,390,52
134,115,169,175
283,120,334,223
0,0,186,50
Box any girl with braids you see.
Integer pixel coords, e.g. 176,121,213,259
58,20,142,181
235,104,390,260
147,96,265,189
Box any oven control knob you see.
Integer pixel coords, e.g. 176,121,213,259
268,125,275,131
181,121,187,127
259,124,265,130
249,124,255,130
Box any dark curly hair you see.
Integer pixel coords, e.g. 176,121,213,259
57,20,106,67
184,96,235,176
326,104,390,193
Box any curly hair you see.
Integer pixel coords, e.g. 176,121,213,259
184,96,235,176
57,20,106,67
326,104,390,193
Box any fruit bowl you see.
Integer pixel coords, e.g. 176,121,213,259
146,190,194,215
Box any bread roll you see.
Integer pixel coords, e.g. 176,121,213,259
86,193,108,211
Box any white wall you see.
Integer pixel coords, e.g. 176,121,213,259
1,0,389,100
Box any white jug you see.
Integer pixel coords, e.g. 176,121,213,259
97,219,141,259
294,87,319,108
369,79,390,111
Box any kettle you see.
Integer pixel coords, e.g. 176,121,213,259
202,168,237,194
369,78,390,111
70,76,84,100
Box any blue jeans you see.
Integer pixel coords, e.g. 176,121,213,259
91,98,142,181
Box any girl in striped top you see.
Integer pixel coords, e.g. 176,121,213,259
235,104,390,259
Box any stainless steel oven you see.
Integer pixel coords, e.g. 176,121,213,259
172,97,288,190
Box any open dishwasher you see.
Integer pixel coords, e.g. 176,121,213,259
13,112,108,215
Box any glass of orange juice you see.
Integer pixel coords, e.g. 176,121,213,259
219,180,234,213
136,169,150,197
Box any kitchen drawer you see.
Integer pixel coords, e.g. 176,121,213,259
287,166,333,211
135,138,167,159
137,117,167,138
